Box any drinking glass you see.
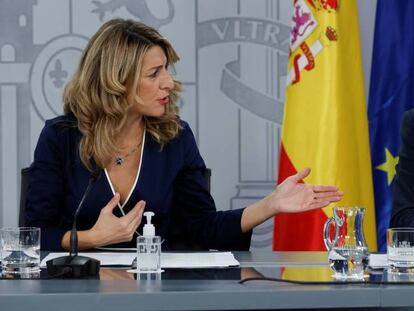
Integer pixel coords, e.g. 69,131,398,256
0,227,40,274
387,228,414,273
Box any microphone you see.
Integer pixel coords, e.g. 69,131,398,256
46,170,102,278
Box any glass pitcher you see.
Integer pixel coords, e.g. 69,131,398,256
323,207,369,279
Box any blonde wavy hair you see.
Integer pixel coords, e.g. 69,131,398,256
63,18,182,171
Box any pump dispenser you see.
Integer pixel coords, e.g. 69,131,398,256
143,212,155,236
136,211,161,273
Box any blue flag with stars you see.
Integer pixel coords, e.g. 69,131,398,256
368,0,414,251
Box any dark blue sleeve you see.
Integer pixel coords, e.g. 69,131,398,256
25,120,68,251
173,123,252,250
391,109,414,227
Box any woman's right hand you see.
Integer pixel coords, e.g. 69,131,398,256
87,193,145,247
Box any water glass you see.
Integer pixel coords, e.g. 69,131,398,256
387,228,414,273
0,227,40,274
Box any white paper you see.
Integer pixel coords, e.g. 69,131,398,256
41,251,240,268
160,252,239,268
369,253,388,268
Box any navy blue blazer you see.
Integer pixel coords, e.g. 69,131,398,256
26,115,252,251
391,109,414,227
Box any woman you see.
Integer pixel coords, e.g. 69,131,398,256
26,19,343,251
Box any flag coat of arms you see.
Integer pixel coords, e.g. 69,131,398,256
273,0,377,252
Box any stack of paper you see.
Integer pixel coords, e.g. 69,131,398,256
369,254,388,269
161,252,239,268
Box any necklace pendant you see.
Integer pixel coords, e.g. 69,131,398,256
115,157,124,165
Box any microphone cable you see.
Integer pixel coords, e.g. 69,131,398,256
239,276,414,285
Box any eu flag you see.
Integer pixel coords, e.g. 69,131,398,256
368,0,414,251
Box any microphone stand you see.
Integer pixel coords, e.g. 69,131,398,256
46,172,101,278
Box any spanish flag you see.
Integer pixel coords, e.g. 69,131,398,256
273,0,377,252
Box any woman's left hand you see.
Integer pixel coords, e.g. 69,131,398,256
240,167,344,232
267,168,343,214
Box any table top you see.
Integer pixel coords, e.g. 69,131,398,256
0,251,413,311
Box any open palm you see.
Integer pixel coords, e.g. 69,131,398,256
269,168,343,214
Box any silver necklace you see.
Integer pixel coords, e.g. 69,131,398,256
114,142,142,165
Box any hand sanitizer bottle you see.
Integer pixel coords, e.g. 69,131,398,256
136,212,161,273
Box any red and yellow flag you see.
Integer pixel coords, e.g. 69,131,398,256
273,0,377,252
